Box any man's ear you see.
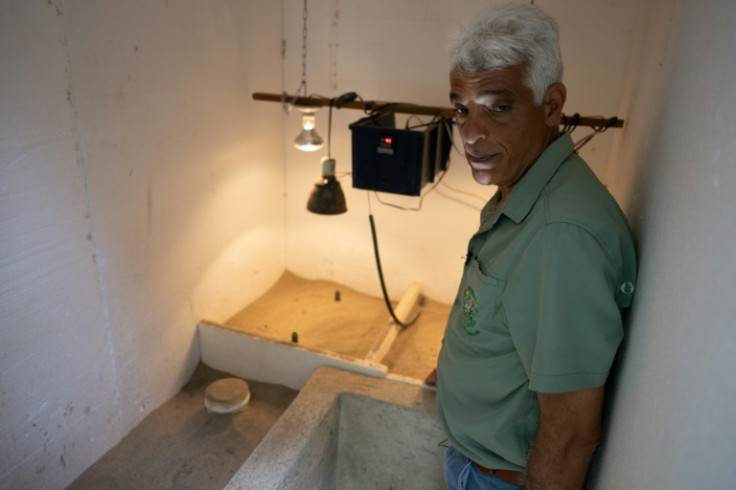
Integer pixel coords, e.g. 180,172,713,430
543,82,567,128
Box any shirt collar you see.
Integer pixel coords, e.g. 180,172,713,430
480,132,574,229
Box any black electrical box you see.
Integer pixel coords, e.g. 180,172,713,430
349,113,452,196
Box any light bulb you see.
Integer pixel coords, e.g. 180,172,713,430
294,107,323,152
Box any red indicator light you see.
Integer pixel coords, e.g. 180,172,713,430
384,137,393,145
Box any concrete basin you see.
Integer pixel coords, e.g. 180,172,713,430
225,366,445,490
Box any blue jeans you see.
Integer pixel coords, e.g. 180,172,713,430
443,446,524,490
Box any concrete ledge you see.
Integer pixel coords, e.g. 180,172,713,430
198,321,387,390
225,366,444,490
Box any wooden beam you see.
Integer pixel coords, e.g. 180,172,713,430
252,92,624,129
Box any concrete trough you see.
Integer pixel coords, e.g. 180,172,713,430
225,366,445,490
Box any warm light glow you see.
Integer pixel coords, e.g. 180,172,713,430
294,130,323,151
294,107,323,152
302,114,316,131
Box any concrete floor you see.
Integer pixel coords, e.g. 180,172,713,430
71,272,449,488
68,363,297,490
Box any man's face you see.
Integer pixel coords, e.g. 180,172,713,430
449,65,560,195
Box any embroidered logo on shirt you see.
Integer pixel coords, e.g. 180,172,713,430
462,286,481,336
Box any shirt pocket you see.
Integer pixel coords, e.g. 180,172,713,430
447,258,507,354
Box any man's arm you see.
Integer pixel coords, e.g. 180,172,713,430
525,385,605,489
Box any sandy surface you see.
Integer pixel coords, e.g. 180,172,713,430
382,295,449,380
68,363,297,490
225,270,450,380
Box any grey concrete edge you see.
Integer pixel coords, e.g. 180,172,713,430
224,366,438,490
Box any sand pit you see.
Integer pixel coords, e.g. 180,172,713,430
224,271,450,381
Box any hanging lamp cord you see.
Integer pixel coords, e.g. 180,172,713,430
282,0,309,113
328,98,333,157
368,213,420,329
299,0,308,96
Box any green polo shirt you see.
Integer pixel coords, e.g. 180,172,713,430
436,132,637,471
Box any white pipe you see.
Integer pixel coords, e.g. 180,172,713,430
365,281,422,364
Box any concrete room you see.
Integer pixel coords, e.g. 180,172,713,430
1,0,734,488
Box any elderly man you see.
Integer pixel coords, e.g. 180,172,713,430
430,4,637,489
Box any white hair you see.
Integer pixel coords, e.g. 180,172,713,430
449,3,563,104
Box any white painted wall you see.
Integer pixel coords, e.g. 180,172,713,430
591,0,736,486
5,0,733,486
0,1,284,488
279,0,736,485
281,0,639,302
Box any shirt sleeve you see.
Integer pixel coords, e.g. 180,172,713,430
502,222,624,393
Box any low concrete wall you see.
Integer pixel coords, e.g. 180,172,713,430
198,321,387,390
226,367,445,490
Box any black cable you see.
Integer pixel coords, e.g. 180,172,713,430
335,91,358,108
574,116,620,151
562,112,580,133
327,98,334,156
369,214,420,329
327,92,359,156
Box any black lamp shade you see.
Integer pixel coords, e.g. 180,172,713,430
307,175,347,214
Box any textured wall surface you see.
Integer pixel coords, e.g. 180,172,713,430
281,0,639,302
592,0,736,487
4,0,734,487
0,1,284,488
